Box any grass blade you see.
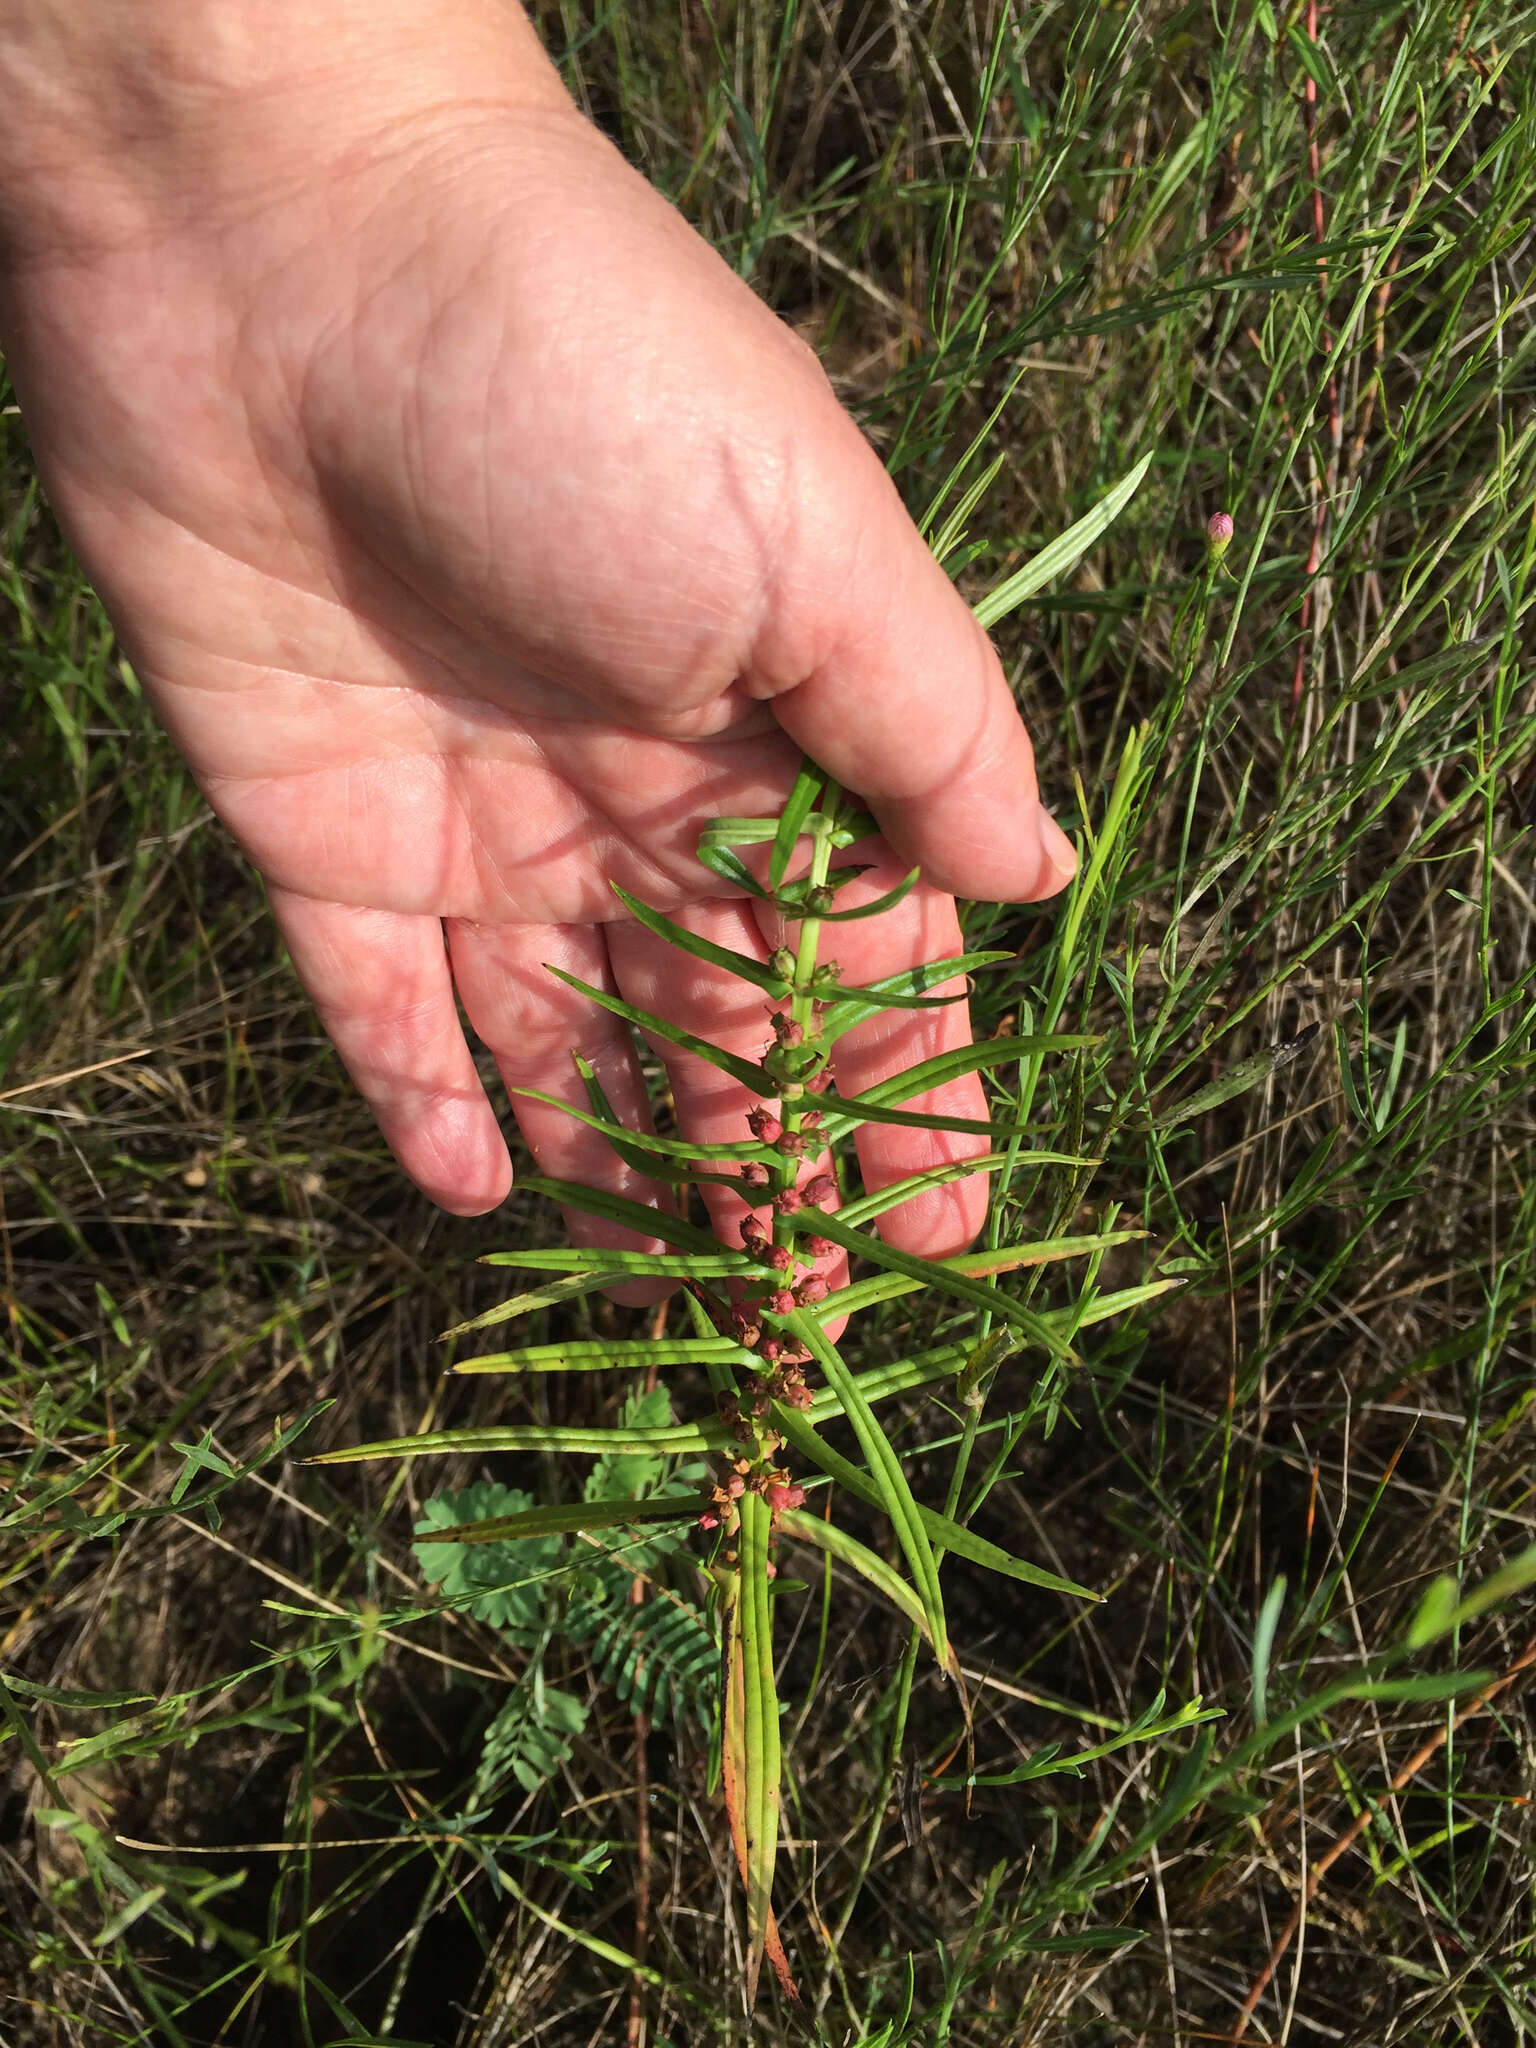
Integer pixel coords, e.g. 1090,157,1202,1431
972,452,1153,628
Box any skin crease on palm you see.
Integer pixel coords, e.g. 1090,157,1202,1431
0,0,1077,1307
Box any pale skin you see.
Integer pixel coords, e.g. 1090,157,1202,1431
0,0,1075,1299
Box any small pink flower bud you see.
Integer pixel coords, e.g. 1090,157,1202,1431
726,1473,746,1499
1206,510,1234,557
698,1509,720,1531
801,1109,825,1130
794,1273,830,1305
776,1129,809,1157
781,1382,815,1410
768,1243,794,1271
770,1014,805,1049
769,1289,797,1316
772,1186,803,1215
739,1214,768,1248
801,1175,836,1208
747,1106,782,1145
739,1161,771,1191
804,1235,835,1260
766,1482,806,1513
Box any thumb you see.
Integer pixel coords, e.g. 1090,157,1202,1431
747,420,1076,905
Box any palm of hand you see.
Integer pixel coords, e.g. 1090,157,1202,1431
9,101,1063,1267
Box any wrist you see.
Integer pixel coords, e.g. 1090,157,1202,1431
0,0,570,265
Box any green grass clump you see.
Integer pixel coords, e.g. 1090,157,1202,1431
5,1,1536,2042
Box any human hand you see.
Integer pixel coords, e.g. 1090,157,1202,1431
0,0,1075,1282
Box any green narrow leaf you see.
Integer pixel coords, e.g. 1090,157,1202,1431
813,1093,1033,1140
798,1206,1076,1363
795,865,921,923
610,885,790,996
786,1312,949,1665
481,1249,746,1274
1252,1576,1287,1727
454,1337,746,1375
441,1271,640,1336
777,1507,951,1668
818,950,1012,1039
543,967,771,1093
832,1153,1007,1226
310,1428,721,1468
973,453,1153,629
853,1033,1100,1104
502,1078,768,1168
790,1235,1146,1328
698,816,780,846
772,1407,1096,1600
769,761,826,888
516,1177,730,1254
411,1495,706,1541
1151,1023,1321,1131
696,841,773,897
736,1491,782,2001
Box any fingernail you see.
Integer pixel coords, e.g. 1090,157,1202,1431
1034,807,1078,893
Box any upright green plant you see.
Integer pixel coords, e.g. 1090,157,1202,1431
316,476,1175,2006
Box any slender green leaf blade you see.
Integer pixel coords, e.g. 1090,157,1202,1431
610,884,790,996
411,1494,706,1541
769,761,826,888
501,1082,769,1167
772,1408,1096,1599
973,454,1153,628
800,1207,1076,1362
480,1248,746,1275
440,1271,639,1336
454,1337,746,1375
543,967,771,1093
777,1506,951,1667
516,1177,730,1254
786,1312,949,1665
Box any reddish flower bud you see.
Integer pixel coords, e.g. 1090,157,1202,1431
759,1337,784,1365
781,1382,815,1410
746,1106,782,1145
769,1289,797,1316
776,1129,809,1157
794,1273,830,1305
770,1014,805,1049
801,1175,836,1207
1207,509,1234,558
801,1109,824,1130
739,1161,771,1191
805,1234,835,1259
766,1482,806,1513
768,1243,794,1271
772,1186,803,1215
698,1509,720,1531
726,1473,746,1500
